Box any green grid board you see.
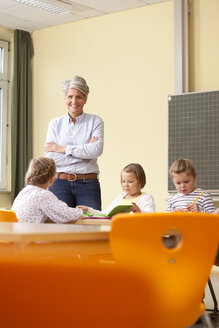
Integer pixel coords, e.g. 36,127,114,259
168,90,219,193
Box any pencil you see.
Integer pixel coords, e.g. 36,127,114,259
191,191,204,205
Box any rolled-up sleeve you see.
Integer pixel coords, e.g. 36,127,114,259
45,118,82,165
45,113,104,173
66,116,104,159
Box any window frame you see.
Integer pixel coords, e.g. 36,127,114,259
0,40,8,80
0,40,9,190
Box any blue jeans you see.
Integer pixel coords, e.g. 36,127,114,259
49,178,102,210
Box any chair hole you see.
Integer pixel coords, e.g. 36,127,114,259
162,229,182,249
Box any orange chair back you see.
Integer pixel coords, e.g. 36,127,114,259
110,212,219,328
0,259,153,328
0,209,17,222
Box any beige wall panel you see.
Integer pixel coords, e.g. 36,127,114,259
189,0,219,91
32,2,174,212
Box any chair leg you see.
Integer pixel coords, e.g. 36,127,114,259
207,278,219,317
201,312,214,328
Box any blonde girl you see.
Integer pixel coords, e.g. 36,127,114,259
166,158,215,213
77,163,155,216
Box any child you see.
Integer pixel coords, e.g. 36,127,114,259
77,163,155,215
166,158,215,213
12,157,83,223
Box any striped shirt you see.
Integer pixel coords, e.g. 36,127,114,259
166,188,215,213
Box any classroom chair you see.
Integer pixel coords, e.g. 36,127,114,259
207,249,219,317
216,249,219,265
110,212,219,328
0,259,157,328
0,209,17,222
208,277,218,317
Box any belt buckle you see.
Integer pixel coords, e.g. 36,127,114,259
67,173,77,182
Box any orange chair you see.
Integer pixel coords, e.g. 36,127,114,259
110,212,219,328
0,209,17,222
0,259,154,328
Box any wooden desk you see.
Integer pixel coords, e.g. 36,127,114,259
0,222,112,263
76,218,111,226
0,222,110,242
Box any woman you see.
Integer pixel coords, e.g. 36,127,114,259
45,75,104,209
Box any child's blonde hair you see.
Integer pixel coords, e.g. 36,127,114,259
169,158,196,178
25,157,56,186
122,163,146,189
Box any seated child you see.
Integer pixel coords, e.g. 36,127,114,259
12,157,83,223
77,163,155,216
166,158,215,213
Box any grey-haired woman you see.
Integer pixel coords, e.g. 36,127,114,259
45,76,104,210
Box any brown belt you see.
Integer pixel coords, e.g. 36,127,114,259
55,172,98,181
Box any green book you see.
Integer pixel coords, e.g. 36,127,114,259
107,204,132,217
83,204,132,219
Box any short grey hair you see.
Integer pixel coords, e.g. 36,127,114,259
62,76,89,97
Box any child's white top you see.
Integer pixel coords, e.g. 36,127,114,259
12,185,83,223
86,192,156,216
165,188,215,213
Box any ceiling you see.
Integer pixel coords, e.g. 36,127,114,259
0,0,169,32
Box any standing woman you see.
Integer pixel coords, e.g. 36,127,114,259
45,75,104,210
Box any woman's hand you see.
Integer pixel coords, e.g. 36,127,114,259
131,202,141,213
214,208,219,214
89,136,98,143
45,142,66,154
77,205,88,212
186,203,199,212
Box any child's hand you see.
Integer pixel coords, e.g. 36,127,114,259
214,208,219,214
77,205,88,212
173,208,187,212
186,203,199,212
131,202,141,213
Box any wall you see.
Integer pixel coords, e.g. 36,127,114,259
0,27,13,209
189,0,219,207
32,1,174,211
189,0,219,92
2,0,219,210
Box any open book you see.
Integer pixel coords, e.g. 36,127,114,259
83,204,132,219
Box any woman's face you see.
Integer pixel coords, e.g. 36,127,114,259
65,88,87,119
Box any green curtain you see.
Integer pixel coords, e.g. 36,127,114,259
11,30,34,202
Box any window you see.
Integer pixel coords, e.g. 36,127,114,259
0,40,9,190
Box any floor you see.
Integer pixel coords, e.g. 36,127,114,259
191,270,219,328
191,312,219,328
